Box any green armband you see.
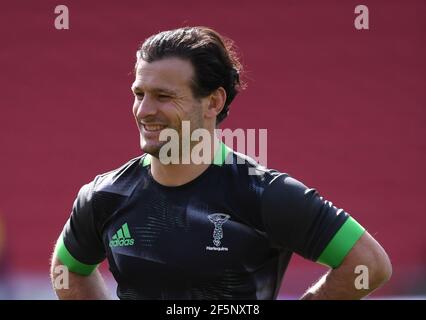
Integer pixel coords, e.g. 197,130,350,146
317,216,365,268
54,236,98,276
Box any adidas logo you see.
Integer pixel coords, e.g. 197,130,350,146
109,223,135,247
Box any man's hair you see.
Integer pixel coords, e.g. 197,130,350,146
136,26,244,124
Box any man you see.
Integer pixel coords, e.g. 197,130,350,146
50,26,391,300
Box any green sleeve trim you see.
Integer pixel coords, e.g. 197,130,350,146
55,236,98,276
213,142,232,166
317,216,365,268
141,154,151,167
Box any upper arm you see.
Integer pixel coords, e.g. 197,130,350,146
53,181,106,276
261,174,365,268
50,251,111,300
338,231,392,284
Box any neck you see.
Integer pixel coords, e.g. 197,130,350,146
150,135,221,187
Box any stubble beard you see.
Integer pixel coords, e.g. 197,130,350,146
141,103,205,163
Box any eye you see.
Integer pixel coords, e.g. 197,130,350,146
134,92,144,100
157,94,171,101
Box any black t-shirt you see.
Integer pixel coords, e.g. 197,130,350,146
58,144,360,299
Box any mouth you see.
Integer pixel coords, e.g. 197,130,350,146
142,124,167,132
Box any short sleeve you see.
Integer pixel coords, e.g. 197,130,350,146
54,180,106,275
261,174,365,268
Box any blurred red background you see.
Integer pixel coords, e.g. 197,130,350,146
0,0,425,298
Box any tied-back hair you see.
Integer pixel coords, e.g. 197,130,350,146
136,26,245,124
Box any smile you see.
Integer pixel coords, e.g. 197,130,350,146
142,124,167,132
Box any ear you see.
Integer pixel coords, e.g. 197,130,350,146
204,87,227,120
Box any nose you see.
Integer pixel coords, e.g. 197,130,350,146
134,95,157,121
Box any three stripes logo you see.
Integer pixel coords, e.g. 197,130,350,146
109,223,135,247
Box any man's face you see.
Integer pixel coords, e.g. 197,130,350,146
132,57,205,158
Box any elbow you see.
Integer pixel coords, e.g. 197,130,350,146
49,253,60,286
343,231,392,291
368,247,392,289
374,253,392,286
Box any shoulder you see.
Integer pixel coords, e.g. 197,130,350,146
218,149,286,225
224,149,284,191
90,155,146,196
227,150,314,202
262,174,313,205
73,155,146,206
70,155,146,227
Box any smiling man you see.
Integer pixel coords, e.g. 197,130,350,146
50,26,391,300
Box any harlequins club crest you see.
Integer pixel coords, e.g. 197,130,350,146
206,213,230,251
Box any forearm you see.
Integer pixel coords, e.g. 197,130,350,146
300,232,392,300
300,268,372,300
50,256,111,300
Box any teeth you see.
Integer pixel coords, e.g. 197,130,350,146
144,124,166,131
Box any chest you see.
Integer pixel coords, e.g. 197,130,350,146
102,189,272,279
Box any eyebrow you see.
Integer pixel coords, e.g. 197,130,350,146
131,86,178,96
